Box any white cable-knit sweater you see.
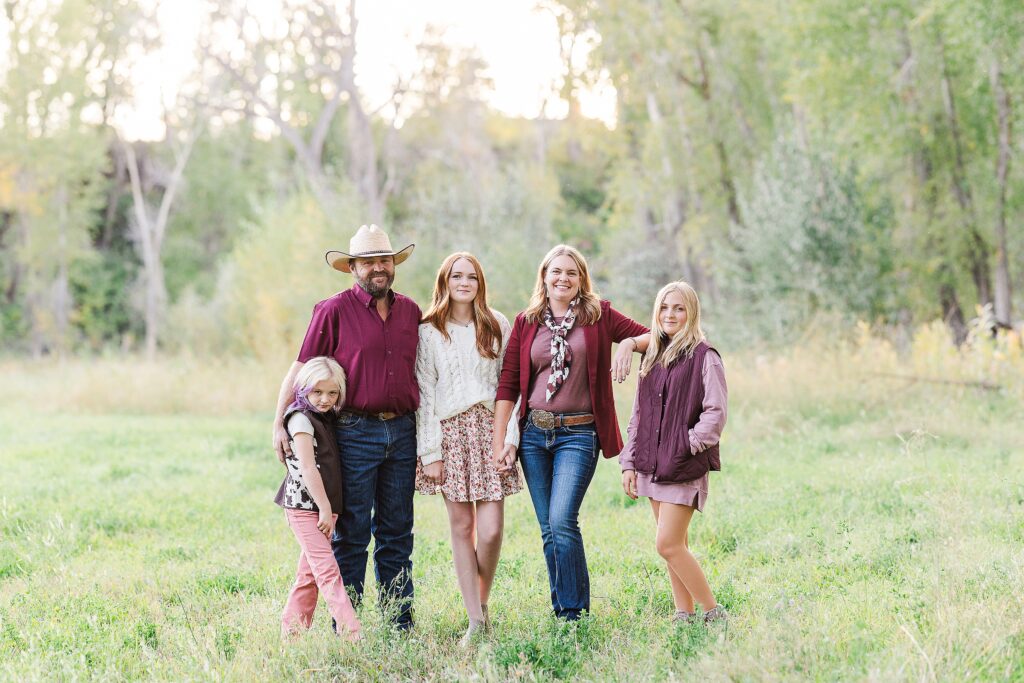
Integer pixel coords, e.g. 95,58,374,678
415,310,520,465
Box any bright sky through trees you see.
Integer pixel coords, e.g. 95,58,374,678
107,0,617,139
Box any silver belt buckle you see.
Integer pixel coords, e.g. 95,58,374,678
531,410,556,430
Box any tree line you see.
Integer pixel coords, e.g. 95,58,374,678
1,0,1020,359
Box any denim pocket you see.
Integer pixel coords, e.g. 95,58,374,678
563,423,597,436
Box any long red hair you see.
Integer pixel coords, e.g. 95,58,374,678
421,252,502,359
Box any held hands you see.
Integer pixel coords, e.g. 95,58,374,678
422,460,444,485
317,508,335,539
493,443,517,473
621,469,638,500
272,420,291,463
611,338,637,383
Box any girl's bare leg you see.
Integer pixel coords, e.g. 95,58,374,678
650,500,695,613
444,498,485,622
651,500,716,612
473,500,505,608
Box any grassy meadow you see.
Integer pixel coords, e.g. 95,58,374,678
1,327,1023,681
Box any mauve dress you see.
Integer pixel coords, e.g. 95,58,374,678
618,351,727,512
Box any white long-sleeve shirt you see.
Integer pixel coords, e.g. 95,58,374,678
415,310,520,465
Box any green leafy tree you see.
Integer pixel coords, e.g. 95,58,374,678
0,0,133,355
719,138,895,340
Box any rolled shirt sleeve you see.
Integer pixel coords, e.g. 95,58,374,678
296,301,340,362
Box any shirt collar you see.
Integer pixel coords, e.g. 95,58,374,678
351,282,396,308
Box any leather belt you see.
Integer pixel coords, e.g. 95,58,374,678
528,410,595,430
342,409,404,421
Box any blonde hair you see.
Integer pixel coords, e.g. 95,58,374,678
421,252,502,359
293,356,347,413
639,281,706,378
523,245,602,325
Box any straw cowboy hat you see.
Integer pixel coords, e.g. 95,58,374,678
325,224,415,273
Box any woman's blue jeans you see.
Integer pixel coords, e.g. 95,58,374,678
518,417,600,620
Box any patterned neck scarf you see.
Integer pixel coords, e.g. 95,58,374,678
543,296,579,402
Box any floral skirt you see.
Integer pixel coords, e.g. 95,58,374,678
415,403,523,502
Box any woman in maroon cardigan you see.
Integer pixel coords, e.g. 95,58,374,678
492,245,649,620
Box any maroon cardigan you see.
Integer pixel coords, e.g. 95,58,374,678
496,300,648,458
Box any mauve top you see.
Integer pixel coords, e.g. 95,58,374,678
527,321,592,414
497,301,648,457
296,284,422,415
619,350,727,511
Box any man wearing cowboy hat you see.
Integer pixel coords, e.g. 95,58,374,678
272,224,420,631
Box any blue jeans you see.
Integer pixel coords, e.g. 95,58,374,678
518,417,600,620
332,412,416,628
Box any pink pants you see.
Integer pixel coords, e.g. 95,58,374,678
282,509,361,637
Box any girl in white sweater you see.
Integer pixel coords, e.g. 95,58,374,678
414,251,522,645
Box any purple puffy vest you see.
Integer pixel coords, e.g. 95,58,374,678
631,341,721,483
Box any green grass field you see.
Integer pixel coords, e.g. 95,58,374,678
2,347,1023,681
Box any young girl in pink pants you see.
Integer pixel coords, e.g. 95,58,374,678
274,356,362,642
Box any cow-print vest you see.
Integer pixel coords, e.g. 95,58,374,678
273,407,344,512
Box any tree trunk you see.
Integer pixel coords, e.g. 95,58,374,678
695,37,743,229
938,32,992,307
53,183,71,356
902,30,968,340
939,275,969,346
645,92,686,278
123,131,197,359
142,250,166,359
990,57,1013,327
340,0,382,223
0,211,19,304
20,216,44,358
101,144,126,249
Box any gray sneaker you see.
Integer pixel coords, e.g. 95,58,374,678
702,605,728,624
672,610,697,624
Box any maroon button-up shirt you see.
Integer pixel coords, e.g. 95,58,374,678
296,284,421,414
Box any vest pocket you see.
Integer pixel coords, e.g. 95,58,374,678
664,448,709,483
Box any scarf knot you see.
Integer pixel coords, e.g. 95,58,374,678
543,297,579,402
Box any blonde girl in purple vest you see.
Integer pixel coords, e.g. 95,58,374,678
619,281,728,624
274,356,362,642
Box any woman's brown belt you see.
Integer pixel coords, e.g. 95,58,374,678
528,410,595,430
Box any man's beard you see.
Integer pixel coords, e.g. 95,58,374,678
356,271,394,298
